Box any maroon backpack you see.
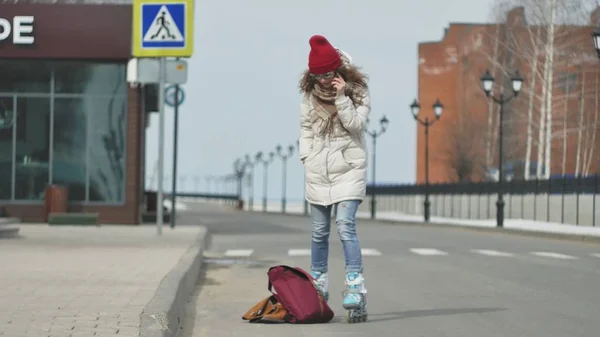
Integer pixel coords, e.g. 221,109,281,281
266,265,335,324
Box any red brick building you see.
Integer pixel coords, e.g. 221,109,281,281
417,6,600,184
0,1,157,224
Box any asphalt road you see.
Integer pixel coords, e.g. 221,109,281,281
176,202,600,337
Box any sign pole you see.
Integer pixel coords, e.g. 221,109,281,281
170,82,180,229
132,0,195,236
156,56,166,236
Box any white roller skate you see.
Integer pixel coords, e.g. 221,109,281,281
310,270,329,302
342,272,367,323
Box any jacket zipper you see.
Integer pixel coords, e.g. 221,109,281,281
325,136,332,204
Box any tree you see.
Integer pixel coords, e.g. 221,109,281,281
439,112,487,183
482,0,598,179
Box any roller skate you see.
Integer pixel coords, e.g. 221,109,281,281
310,270,329,302
342,272,368,323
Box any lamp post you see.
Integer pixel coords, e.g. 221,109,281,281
411,98,443,222
591,25,600,59
366,115,390,219
256,151,275,212
244,153,260,211
276,144,294,213
480,69,523,228
233,157,248,210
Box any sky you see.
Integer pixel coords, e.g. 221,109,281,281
144,0,498,203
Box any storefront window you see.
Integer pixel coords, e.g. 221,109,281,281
0,61,51,93
88,96,127,202
0,97,14,199
14,97,51,200
0,60,127,204
54,62,126,95
52,98,88,201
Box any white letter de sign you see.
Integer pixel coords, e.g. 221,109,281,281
0,16,34,44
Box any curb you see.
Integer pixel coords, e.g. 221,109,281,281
248,210,600,244
140,226,212,337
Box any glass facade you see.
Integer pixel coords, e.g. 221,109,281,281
0,60,127,204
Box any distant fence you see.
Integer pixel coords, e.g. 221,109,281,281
237,176,599,228
145,191,240,212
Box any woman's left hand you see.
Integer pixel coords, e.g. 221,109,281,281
332,74,346,96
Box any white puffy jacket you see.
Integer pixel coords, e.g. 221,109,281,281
298,91,371,206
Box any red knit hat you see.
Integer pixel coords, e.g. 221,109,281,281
308,35,342,74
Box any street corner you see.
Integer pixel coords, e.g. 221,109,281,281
139,225,210,337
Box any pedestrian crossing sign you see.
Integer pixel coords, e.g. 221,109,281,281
132,0,195,57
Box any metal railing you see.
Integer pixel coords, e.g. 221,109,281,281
144,190,241,212
235,176,599,228
361,175,599,227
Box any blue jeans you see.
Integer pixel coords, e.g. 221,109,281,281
310,200,363,274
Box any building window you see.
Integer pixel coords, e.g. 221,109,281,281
15,97,51,201
557,72,577,93
52,98,87,201
0,60,127,204
0,61,51,93
87,96,127,202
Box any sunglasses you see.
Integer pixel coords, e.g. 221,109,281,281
312,71,336,80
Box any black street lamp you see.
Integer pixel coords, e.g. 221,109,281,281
366,115,390,219
480,69,523,228
233,158,246,199
592,25,600,59
411,98,443,222
296,139,309,216
276,144,294,213
256,151,275,212
244,153,260,211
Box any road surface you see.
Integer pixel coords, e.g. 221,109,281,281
177,202,600,337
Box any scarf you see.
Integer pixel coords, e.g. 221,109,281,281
310,81,364,136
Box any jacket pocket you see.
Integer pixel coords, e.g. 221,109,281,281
303,144,322,165
341,146,366,169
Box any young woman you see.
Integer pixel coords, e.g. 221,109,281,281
298,34,370,323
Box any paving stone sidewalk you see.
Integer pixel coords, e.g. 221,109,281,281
0,224,205,337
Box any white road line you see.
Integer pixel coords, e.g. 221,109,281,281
530,251,578,260
224,249,254,257
471,249,514,257
590,253,600,258
361,248,382,256
410,248,448,256
288,249,311,256
287,248,383,256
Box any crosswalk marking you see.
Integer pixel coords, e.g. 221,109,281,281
410,248,448,256
471,249,514,257
530,251,578,260
361,248,382,256
224,249,254,257
288,249,311,256
286,248,383,256
216,248,598,260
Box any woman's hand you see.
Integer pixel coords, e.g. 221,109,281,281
332,74,346,96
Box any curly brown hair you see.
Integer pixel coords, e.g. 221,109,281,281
298,64,369,106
